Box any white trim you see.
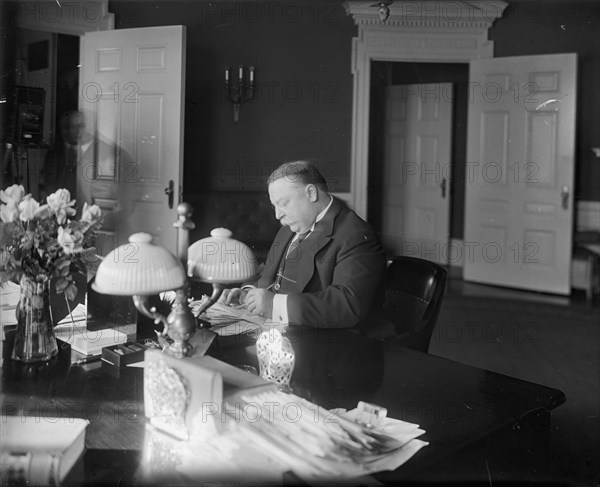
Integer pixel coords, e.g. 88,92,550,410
343,0,507,219
331,192,353,209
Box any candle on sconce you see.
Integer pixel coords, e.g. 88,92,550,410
224,63,258,122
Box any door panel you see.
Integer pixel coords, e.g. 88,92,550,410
382,83,453,264
79,25,186,255
464,54,577,294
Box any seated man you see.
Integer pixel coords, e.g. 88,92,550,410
41,110,92,199
222,161,386,332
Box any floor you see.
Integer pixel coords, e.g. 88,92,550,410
429,274,600,487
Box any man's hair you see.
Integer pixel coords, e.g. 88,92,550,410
267,161,328,193
59,110,84,135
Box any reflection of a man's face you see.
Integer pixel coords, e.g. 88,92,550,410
63,113,86,145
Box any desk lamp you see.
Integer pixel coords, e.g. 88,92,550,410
92,203,258,358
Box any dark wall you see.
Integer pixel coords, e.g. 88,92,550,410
111,0,355,195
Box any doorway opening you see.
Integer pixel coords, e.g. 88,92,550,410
54,33,80,142
2,30,79,199
368,61,469,264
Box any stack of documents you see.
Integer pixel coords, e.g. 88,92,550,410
225,390,428,481
0,281,20,327
189,295,268,336
164,390,427,484
55,305,127,356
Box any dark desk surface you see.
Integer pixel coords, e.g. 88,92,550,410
1,326,566,484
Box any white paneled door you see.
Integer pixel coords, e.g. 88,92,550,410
464,54,577,294
382,83,453,264
79,26,186,255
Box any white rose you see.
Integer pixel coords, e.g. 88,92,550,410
57,226,84,255
46,189,76,225
81,202,102,223
0,200,19,223
0,184,26,205
18,196,40,222
46,188,72,208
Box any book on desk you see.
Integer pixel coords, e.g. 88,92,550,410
0,416,89,486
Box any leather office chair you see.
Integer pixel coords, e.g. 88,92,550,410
380,256,447,353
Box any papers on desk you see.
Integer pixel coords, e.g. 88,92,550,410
56,303,87,325
227,390,428,482
54,305,128,356
153,390,427,484
1,281,20,327
189,295,270,337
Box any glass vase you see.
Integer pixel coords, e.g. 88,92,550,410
11,274,58,363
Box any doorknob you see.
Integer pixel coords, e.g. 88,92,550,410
440,178,447,198
561,185,569,210
164,180,174,209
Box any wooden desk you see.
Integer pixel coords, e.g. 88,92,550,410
1,326,565,485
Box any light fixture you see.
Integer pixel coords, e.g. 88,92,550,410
92,203,258,358
372,0,393,22
224,64,256,122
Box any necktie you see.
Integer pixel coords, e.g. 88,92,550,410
286,231,310,259
66,145,77,169
273,231,311,292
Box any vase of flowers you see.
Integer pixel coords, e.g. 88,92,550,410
1,185,102,363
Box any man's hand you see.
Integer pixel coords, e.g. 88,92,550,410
220,288,248,306
244,288,274,318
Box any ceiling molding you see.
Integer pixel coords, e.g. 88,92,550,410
344,1,508,29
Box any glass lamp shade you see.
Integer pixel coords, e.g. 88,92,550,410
187,228,257,284
92,233,187,296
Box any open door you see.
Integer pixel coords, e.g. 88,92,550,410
78,25,186,255
382,83,453,264
464,54,576,294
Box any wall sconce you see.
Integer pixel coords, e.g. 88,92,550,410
92,203,258,358
225,65,256,122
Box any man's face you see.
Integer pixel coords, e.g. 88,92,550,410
268,177,315,234
63,113,86,145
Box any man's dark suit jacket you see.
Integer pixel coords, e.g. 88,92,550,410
41,144,77,198
256,197,386,332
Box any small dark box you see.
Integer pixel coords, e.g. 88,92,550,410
101,341,151,367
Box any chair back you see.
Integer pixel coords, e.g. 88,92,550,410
383,256,447,352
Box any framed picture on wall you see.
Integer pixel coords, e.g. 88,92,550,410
11,86,46,144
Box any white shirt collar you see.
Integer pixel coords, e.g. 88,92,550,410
313,195,334,228
65,140,93,152
294,195,333,240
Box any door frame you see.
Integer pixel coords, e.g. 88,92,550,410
344,0,507,219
